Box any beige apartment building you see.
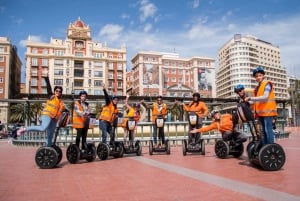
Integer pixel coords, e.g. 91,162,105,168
25,17,126,96
129,51,216,98
217,34,288,99
0,37,22,124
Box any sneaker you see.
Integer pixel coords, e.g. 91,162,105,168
17,127,26,136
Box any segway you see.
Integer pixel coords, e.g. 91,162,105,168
122,117,142,156
66,114,97,164
238,101,286,171
149,114,170,155
97,116,124,160
182,112,205,156
35,111,70,169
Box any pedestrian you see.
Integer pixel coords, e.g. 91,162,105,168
190,110,247,146
98,84,119,145
17,75,66,146
244,66,278,145
73,90,90,151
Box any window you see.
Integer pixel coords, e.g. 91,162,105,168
94,71,103,77
54,79,63,85
43,49,48,54
94,90,103,95
54,50,64,56
75,52,83,57
94,80,102,86
0,47,4,52
94,62,103,67
32,58,38,66
0,67,3,72
42,59,48,66
32,48,37,54
54,59,64,66
54,69,63,76
0,77,3,83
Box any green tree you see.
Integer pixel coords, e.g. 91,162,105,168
9,102,43,124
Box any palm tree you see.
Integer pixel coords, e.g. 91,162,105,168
9,102,43,124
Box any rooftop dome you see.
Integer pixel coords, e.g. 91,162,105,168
73,17,84,28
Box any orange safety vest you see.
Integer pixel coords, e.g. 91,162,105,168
99,102,118,123
152,102,167,123
42,96,65,121
253,80,277,117
121,107,141,128
183,101,208,118
198,114,233,135
72,101,88,128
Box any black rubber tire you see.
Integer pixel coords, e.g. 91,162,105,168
182,140,187,156
52,145,63,165
166,139,171,155
97,143,109,160
149,140,153,155
66,144,80,164
232,143,244,158
258,143,286,171
85,143,96,162
114,142,124,158
35,146,58,169
136,141,142,156
201,139,205,155
215,140,229,159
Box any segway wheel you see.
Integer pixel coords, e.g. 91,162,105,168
201,139,205,155
182,140,187,156
66,144,80,164
136,141,142,156
258,143,286,171
149,140,153,155
97,143,110,160
215,140,229,159
35,146,58,169
114,142,124,158
52,145,63,165
232,143,244,158
85,143,96,162
166,140,171,155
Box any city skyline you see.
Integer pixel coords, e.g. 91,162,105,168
1,0,300,81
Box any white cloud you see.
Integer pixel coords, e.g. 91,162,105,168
139,0,157,22
19,35,44,47
143,23,152,32
192,0,200,8
121,13,130,19
98,24,124,41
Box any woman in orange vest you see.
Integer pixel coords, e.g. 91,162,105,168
180,92,209,143
190,110,247,145
244,66,277,145
73,91,90,151
17,75,66,146
98,84,119,144
122,94,141,145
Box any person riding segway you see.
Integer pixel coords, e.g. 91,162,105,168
180,92,208,155
66,91,96,164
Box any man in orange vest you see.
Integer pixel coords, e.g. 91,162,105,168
244,66,278,145
180,92,209,144
98,84,119,144
73,91,90,151
190,110,247,146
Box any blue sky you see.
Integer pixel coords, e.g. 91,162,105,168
1,0,300,81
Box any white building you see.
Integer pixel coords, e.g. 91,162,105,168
217,34,288,99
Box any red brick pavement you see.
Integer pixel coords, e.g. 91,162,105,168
0,129,299,201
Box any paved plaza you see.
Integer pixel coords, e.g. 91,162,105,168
0,128,300,201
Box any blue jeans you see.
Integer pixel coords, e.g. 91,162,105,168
26,115,57,146
258,116,275,145
99,120,112,143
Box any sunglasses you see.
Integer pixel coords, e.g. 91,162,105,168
55,90,62,93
